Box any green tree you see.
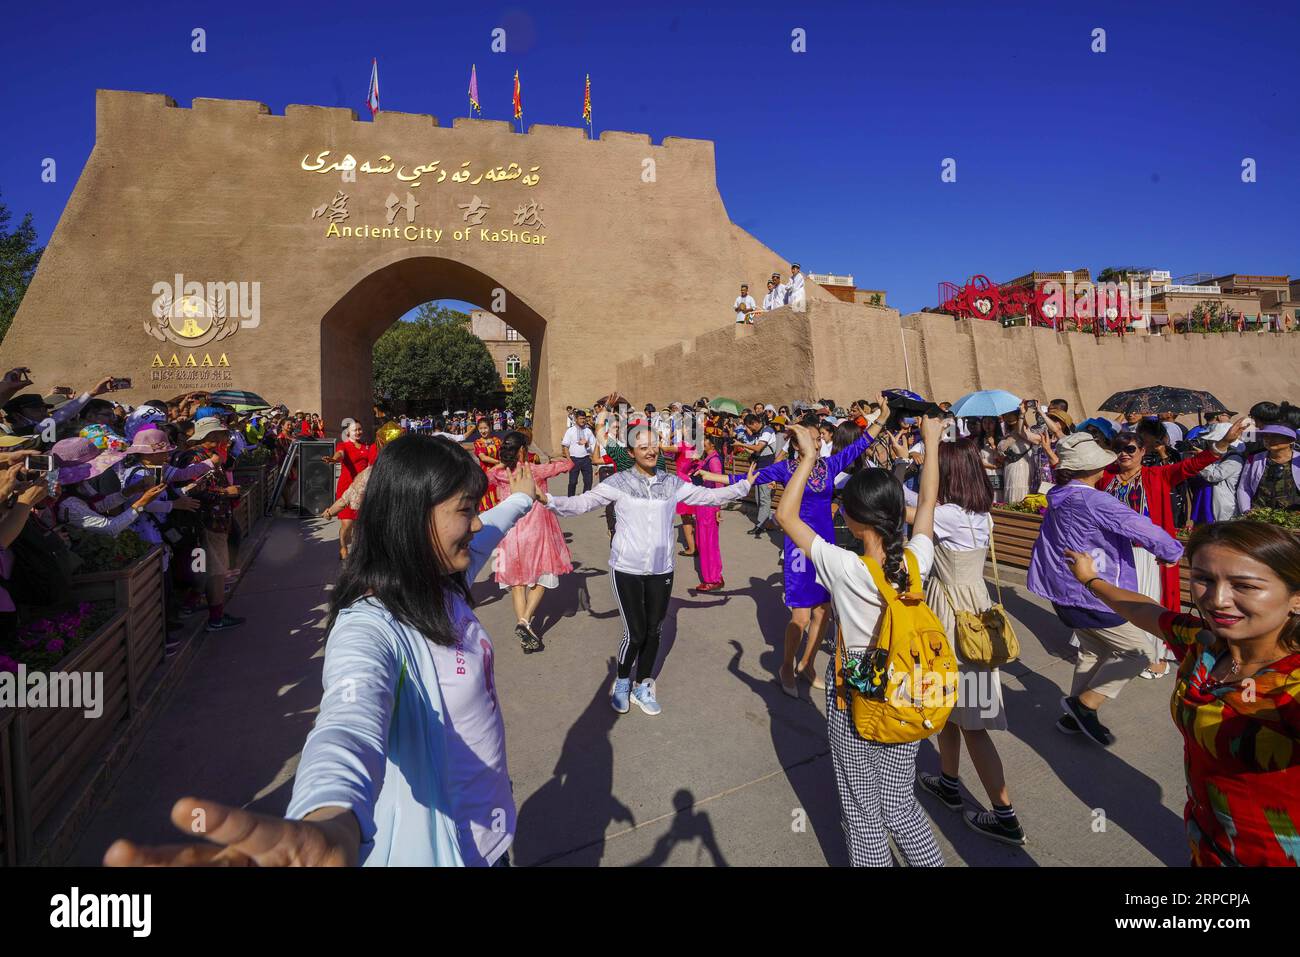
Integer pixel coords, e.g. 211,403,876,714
372,316,499,404
507,365,533,421
0,192,44,346
413,302,470,326
1096,266,1138,284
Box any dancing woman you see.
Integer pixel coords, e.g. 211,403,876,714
105,436,542,866
321,420,376,560
776,417,946,868
319,421,405,522
542,425,756,717
702,402,886,696
691,433,727,591
659,433,699,557
906,439,1024,846
472,418,502,511
487,432,574,653
1064,521,1300,866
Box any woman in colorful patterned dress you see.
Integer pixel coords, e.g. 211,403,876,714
487,432,574,653
1065,520,1300,866
472,417,502,511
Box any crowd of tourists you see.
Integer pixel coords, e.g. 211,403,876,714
101,383,1300,871
0,366,335,665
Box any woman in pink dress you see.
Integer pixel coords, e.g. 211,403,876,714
661,436,700,557
692,434,726,591
488,432,574,653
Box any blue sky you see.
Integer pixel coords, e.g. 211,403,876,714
3,0,1297,315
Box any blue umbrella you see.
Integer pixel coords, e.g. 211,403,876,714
950,389,1022,419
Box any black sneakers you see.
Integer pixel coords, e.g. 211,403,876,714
964,810,1027,846
917,772,963,811
1059,696,1112,747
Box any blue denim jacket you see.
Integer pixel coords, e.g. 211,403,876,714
1026,481,1183,614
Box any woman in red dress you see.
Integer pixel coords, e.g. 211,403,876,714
322,420,377,560
471,417,502,511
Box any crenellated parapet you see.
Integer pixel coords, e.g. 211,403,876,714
93,89,714,160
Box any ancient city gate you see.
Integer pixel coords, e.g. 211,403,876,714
2,90,813,448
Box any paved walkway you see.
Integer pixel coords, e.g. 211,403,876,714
73,502,1189,866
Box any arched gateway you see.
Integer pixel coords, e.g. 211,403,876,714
2,90,818,448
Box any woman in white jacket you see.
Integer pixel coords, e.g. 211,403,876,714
104,435,541,867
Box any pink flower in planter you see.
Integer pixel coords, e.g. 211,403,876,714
0,655,18,673
78,602,93,615
46,638,65,655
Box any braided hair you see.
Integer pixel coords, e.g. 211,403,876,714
840,468,910,594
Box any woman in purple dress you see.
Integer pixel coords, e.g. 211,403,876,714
702,405,884,696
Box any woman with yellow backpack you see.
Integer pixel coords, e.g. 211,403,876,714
777,416,951,867
903,439,1026,846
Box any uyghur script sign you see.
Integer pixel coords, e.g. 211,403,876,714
300,151,540,188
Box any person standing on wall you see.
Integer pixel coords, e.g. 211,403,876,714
733,284,756,324
787,262,806,311
562,408,596,496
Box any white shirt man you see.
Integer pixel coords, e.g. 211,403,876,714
562,421,596,458
770,273,789,307
788,264,806,310
734,286,756,323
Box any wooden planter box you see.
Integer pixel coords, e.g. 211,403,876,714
233,491,252,538
991,509,1044,570
234,465,270,526
5,608,131,863
69,546,166,714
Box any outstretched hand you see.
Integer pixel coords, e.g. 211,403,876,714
103,797,358,867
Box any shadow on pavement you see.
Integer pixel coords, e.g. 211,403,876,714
630,789,728,866
514,657,635,866
722,567,849,866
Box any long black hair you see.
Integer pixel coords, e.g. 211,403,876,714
499,430,529,469
327,434,488,646
831,420,866,475
840,468,910,594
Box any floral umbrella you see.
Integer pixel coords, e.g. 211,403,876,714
1098,386,1228,417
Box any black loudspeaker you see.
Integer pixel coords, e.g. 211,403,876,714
297,440,338,516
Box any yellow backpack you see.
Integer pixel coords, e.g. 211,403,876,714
834,550,959,744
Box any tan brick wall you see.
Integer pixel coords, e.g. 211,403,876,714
616,300,1300,418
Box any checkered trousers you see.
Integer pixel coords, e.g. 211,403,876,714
824,655,945,867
